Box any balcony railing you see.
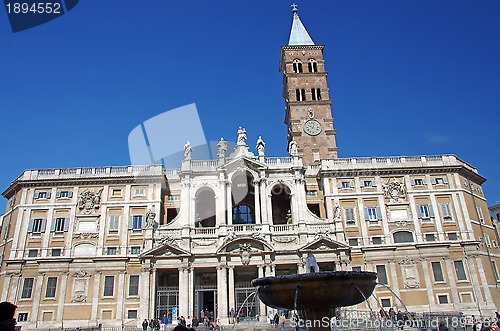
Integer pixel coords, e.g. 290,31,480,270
228,224,263,233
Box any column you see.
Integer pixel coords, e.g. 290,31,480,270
178,267,189,316
254,181,261,224
444,260,460,305
150,268,157,318
139,266,151,320
31,272,45,322
117,271,126,319
226,185,232,225
258,265,267,321
1,273,12,301
57,272,69,322
217,265,228,324
259,179,268,224
474,256,493,303
188,267,195,318
421,260,436,306
8,273,21,302
228,267,235,314
91,272,101,320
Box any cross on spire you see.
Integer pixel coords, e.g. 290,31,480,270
291,3,298,13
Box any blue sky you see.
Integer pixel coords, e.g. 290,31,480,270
0,0,499,212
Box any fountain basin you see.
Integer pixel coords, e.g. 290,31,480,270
251,271,377,310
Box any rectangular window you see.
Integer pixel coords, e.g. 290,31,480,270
306,190,318,196
111,189,122,197
53,217,67,232
454,261,467,281
129,215,143,230
133,187,145,197
128,310,138,319
437,295,449,304
431,262,445,282
412,178,426,186
376,265,388,285
18,313,28,322
103,276,115,297
362,180,373,187
21,278,34,299
27,249,38,257
28,218,46,233
417,204,434,219
372,237,382,245
352,266,362,272
129,275,139,296
348,238,358,246
107,247,117,255
34,191,50,199
344,208,356,224
476,206,484,223
381,298,391,308
338,180,354,189
45,277,57,298
425,233,436,241
108,215,120,232
51,248,61,257
364,207,381,221
448,232,458,241
131,246,141,255
432,177,448,185
168,195,180,201
56,190,73,198
440,203,453,220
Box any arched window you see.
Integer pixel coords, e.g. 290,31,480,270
271,184,292,225
311,88,322,101
308,59,318,73
393,231,414,243
295,89,306,101
195,188,216,227
293,59,303,73
233,205,255,224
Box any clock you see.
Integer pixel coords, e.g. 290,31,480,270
304,120,322,136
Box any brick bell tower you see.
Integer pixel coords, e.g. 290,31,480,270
281,4,338,164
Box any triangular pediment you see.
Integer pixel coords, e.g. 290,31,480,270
300,236,349,252
140,241,191,258
216,235,274,255
219,156,267,173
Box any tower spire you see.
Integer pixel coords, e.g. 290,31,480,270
288,4,315,46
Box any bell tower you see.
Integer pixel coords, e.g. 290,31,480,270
281,4,338,164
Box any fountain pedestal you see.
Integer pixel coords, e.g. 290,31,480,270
252,271,377,331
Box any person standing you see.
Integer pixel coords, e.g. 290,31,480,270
279,312,286,329
142,319,149,331
186,316,192,328
229,308,236,325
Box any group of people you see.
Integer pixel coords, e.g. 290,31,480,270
379,307,412,328
268,311,287,329
142,318,163,331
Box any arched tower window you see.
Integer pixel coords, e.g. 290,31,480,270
296,89,306,101
195,188,216,227
311,88,322,101
293,59,303,73
308,59,318,73
271,184,292,225
393,231,414,243
231,171,256,224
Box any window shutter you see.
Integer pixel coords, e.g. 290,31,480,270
416,204,422,218
46,192,51,199
68,191,73,198
141,216,146,229
33,192,39,200
41,219,47,232
359,181,364,187
373,180,378,186
349,180,355,188
27,219,34,233
55,191,61,198
443,177,449,184
422,178,427,185
337,181,343,189
128,216,133,229
439,204,446,217
429,205,435,218
364,207,369,220
411,179,415,186
63,218,69,232
50,219,56,232
431,178,437,185
376,207,382,220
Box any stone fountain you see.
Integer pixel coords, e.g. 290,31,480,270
251,254,377,331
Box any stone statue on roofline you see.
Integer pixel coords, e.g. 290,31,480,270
184,141,192,160
256,136,265,156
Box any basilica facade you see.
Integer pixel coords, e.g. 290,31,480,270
1,8,499,330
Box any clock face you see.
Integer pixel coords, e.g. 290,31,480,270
304,120,322,136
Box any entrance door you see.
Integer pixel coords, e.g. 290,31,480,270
156,287,179,321
195,288,217,321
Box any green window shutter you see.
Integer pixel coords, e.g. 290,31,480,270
376,207,382,220
27,219,34,233
68,191,73,198
411,179,415,186
349,180,355,188
33,192,39,200
63,218,69,231
50,219,56,232
55,191,61,198
46,192,51,199
429,205,435,218
443,177,449,184
431,178,437,185
337,181,343,189
359,181,364,187
141,216,146,229
128,216,133,229
422,178,427,185
416,205,422,218
363,207,369,220
41,219,47,232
